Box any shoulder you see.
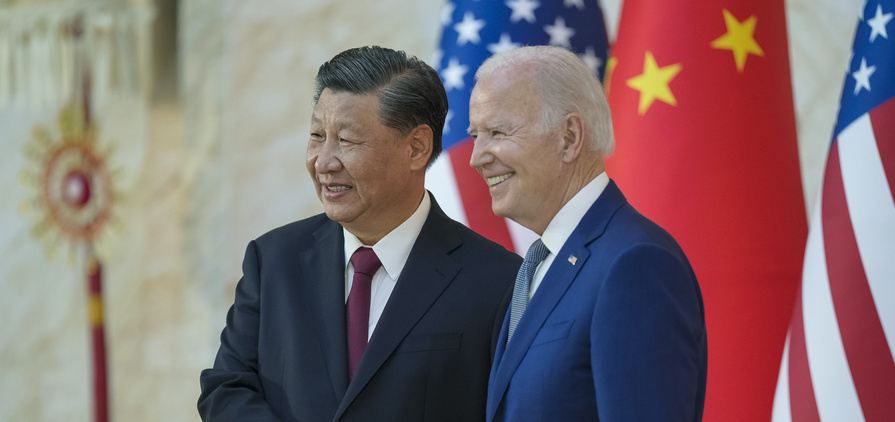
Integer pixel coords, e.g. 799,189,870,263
582,182,686,255
590,205,699,298
425,206,522,268
252,213,338,251
461,222,522,267
611,203,688,257
572,187,693,277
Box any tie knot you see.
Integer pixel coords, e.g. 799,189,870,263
351,247,382,277
524,239,549,266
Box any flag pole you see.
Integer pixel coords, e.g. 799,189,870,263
87,246,109,422
73,14,109,422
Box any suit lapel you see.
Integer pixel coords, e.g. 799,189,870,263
299,221,350,402
487,310,511,420
487,181,629,420
487,244,590,419
335,199,463,419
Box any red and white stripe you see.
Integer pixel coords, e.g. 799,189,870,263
772,98,895,421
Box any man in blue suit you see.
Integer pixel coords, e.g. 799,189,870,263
198,46,520,421
468,45,707,421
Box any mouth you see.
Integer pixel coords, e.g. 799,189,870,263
320,181,352,194
485,172,515,187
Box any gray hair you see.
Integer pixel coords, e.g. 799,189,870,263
476,46,614,157
314,46,448,167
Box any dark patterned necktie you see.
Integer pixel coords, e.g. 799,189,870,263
507,239,549,343
346,247,381,380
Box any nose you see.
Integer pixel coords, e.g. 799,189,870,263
468,136,493,170
310,139,343,174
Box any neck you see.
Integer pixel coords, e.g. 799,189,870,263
348,186,426,246
529,157,605,236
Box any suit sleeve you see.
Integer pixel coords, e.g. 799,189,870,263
198,241,283,422
590,243,706,421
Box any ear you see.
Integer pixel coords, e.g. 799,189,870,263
408,124,433,171
560,113,586,164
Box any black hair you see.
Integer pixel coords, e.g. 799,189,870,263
314,46,448,167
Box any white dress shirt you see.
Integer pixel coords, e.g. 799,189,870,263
529,172,609,298
343,191,431,340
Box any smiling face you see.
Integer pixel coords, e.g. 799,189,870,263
468,68,569,235
307,89,426,244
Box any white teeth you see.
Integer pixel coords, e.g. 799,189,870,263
327,186,351,192
485,173,514,187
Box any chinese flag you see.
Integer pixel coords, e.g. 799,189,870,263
606,1,807,420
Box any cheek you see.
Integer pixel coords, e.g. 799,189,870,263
305,155,317,176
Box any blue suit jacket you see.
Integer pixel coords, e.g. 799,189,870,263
487,181,707,421
199,197,520,421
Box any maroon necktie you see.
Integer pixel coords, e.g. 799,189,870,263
346,247,381,380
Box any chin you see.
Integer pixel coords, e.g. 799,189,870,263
491,203,511,220
322,205,347,223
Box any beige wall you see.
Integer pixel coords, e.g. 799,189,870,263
0,0,861,420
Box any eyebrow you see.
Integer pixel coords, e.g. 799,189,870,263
310,113,358,132
468,123,509,135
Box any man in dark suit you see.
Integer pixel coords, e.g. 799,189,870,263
198,46,520,422
468,45,708,421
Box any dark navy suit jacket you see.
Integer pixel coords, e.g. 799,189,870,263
487,181,708,421
199,197,520,421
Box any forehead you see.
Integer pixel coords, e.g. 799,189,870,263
312,89,381,127
470,69,538,119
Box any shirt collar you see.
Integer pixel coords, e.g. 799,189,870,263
540,172,609,256
343,191,432,281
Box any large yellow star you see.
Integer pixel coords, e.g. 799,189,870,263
711,9,763,72
626,51,682,115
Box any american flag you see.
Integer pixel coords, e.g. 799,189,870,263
772,1,895,420
425,0,609,254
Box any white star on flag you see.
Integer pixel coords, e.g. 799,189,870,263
506,0,540,24
441,2,457,27
867,4,893,42
580,46,603,74
544,16,575,47
454,12,486,45
852,57,876,94
444,110,454,134
564,0,585,10
430,49,444,69
488,33,522,54
442,57,469,91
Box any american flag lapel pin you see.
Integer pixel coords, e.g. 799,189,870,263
568,255,577,265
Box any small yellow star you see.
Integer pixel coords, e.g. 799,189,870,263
626,51,682,115
711,9,764,72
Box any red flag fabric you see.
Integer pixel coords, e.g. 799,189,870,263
606,1,807,420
